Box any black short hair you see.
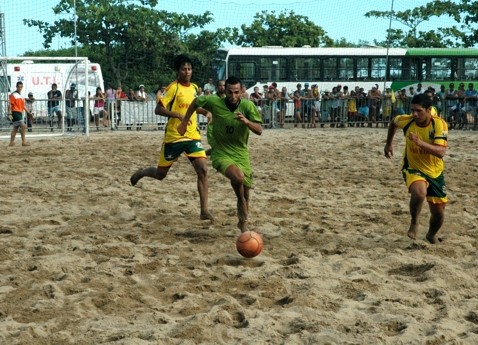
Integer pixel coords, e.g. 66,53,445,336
174,54,193,71
16,81,23,87
411,93,433,109
225,76,242,87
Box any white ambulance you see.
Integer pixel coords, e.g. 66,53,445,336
5,60,104,118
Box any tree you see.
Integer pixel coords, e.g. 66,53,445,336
23,0,228,90
365,0,478,48
233,10,333,47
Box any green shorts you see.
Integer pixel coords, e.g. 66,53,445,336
402,168,448,204
212,151,253,188
158,140,206,167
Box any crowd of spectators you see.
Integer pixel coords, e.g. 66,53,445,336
247,81,478,130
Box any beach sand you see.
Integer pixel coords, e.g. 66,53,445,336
1,128,477,344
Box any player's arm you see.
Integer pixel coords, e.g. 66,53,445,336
384,121,398,158
408,133,447,158
234,112,262,135
177,99,199,136
155,101,183,120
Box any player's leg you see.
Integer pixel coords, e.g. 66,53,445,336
130,166,170,186
225,164,248,232
20,122,29,146
9,125,18,146
407,180,427,240
191,157,213,221
130,143,174,186
426,202,446,244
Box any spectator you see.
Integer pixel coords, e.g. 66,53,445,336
156,86,166,103
278,86,291,128
25,92,35,132
93,86,107,130
436,85,446,116
330,86,340,127
356,87,368,127
310,84,320,128
250,86,263,114
65,83,78,132
106,84,116,115
241,85,249,99
367,85,381,127
115,86,129,127
464,83,478,130
128,87,138,101
347,90,357,126
137,84,150,101
293,83,304,127
47,83,62,131
396,89,409,115
302,82,312,126
445,83,458,128
203,78,216,94
415,83,425,94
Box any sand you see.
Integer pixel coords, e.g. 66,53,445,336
1,128,477,345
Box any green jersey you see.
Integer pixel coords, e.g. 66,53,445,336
196,95,262,187
196,95,262,156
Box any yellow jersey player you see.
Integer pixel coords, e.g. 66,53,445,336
384,93,448,244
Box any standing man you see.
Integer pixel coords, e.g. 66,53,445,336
179,76,263,233
65,83,78,132
25,92,36,132
384,94,449,244
130,54,213,221
8,81,32,147
47,83,62,131
203,78,216,94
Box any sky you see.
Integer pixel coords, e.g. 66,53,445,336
1,0,458,57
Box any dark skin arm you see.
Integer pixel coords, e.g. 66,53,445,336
178,100,262,136
385,121,446,159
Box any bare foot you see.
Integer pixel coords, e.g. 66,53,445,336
200,211,214,221
407,224,418,240
22,142,31,146
426,231,443,244
130,169,143,186
237,219,248,233
8,142,14,147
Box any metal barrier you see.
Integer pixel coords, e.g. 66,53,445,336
252,95,477,130
2,97,476,136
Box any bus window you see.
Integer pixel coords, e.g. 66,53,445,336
338,57,353,80
371,57,386,80
357,58,368,80
323,58,337,81
228,61,255,82
260,57,287,82
389,58,402,80
464,58,478,80
431,57,451,80
294,57,319,81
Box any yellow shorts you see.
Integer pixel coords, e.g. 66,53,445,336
403,169,448,204
158,140,206,167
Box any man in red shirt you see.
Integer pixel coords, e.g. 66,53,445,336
8,81,32,147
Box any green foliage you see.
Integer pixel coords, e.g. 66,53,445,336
365,0,477,48
233,10,333,47
23,0,223,91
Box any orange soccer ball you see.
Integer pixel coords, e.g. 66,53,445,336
236,231,264,258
